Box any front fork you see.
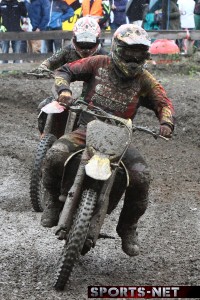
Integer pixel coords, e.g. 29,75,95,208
56,149,88,239
55,147,118,245
85,167,118,248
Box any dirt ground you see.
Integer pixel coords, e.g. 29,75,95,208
0,61,200,300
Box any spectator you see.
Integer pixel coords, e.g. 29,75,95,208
81,0,111,29
194,0,200,49
0,22,6,51
149,1,181,48
0,0,27,63
45,0,74,53
143,2,159,30
166,0,181,30
25,0,50,53
177,0,195,52
110,0,127,30
125,0,146,27
20,17,32,56
149,0,181,30
143,0,160,30
177,0,195,29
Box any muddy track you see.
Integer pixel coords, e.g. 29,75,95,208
0,65,199,300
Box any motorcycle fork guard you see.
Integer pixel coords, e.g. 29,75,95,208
86,167,118,247
65,110,78,134
43,113,54,135
56,150,88,238
42,111,68,138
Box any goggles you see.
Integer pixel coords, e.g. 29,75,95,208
76,32,97,43
76,41,97,49
116,45,149,63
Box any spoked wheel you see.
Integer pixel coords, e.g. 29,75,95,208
54,189,97,290
30,134,57,212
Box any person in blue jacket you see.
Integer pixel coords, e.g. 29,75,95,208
45,0,74,53
25,0,50,32
110,0,128,29
25,0,50,53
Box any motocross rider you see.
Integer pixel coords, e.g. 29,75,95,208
41,24,175,257
30,16,108,134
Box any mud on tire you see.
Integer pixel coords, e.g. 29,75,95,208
30,134,57,212
54,189,97,290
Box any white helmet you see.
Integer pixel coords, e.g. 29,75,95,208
72,17,101,58
111,24,151,77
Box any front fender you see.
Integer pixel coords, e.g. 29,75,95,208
63,149,129,186
64,149,84,167
85,154,112,181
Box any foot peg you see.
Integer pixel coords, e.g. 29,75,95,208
81,238,94,255
55,226,68,240
59,195,67,202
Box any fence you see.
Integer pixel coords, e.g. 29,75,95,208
0,30,200,61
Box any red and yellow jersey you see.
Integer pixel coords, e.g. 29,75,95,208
55,55,175,128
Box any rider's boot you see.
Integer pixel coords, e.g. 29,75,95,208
116,148,150,256
116,186,149,257
41,191,63,228
117,223,139,257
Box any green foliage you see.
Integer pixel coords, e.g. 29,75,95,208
188,66,199,77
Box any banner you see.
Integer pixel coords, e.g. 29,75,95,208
63,0,82,31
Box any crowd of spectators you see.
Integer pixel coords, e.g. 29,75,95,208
0,0,200,62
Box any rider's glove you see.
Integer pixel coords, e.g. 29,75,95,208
30,63,50,75
159,124,172,138
57,91,73,108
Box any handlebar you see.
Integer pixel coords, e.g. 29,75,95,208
41,99,169,141
133,125,169,141
70,100,169,141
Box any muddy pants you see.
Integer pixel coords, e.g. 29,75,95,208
43,127,150,233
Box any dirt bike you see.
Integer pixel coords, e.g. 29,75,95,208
28,70,80,212
41,100,168,291
29,98,80,212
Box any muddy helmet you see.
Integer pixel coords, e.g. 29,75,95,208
72,17,101,58
111,24,151,77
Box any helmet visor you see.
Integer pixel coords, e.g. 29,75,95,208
116,44,149,63
76,32,97,43
75,41,98,49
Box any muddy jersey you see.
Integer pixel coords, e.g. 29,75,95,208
55,55,175,128
43,44,108,70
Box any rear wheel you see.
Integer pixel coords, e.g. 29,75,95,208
30,134,57,212
54,189,97,290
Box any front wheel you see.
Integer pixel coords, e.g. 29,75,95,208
30,134,57,212
54,189,97,290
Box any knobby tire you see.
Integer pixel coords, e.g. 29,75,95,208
54,189,97,290
30,134,57,212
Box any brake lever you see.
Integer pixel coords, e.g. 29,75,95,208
154,134,169,141
133,125,169,141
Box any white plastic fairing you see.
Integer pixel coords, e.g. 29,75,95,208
41,101,64,114
85,155,111,180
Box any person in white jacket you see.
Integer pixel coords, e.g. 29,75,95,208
177,0,195,29
177,0,195,53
